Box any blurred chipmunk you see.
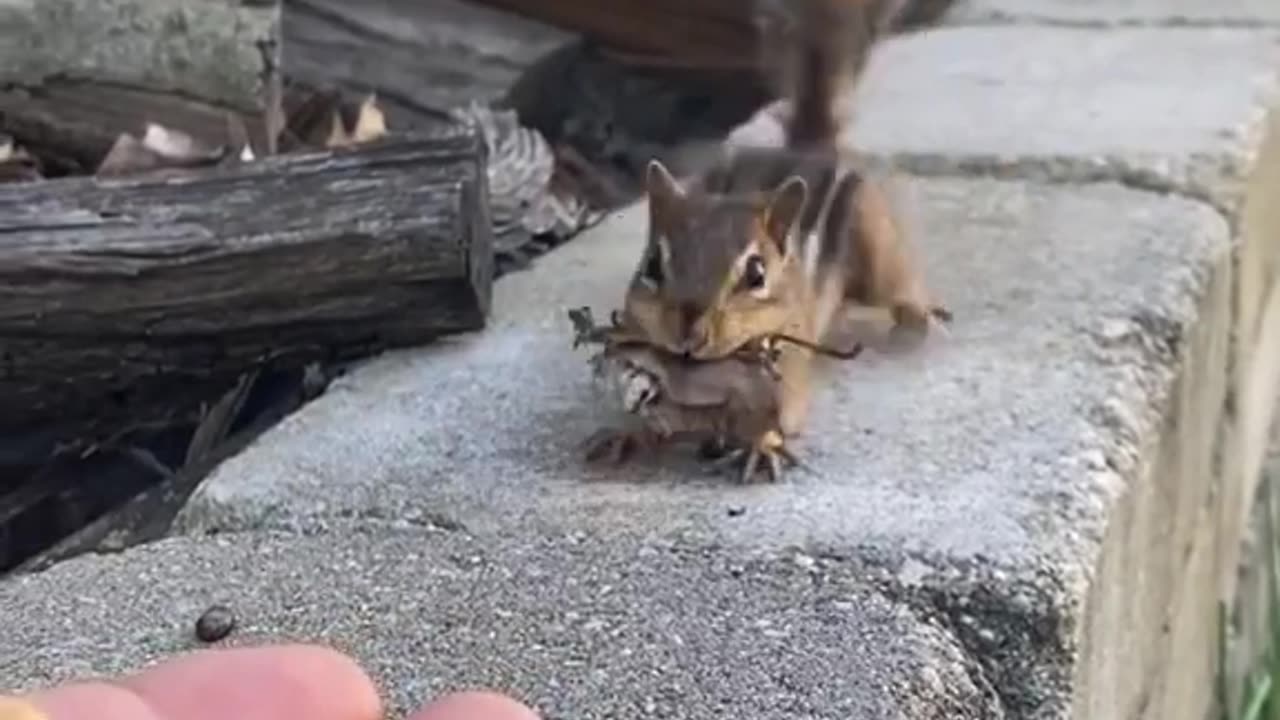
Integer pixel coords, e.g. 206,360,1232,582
583,0,950,481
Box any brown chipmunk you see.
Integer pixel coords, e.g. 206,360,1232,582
586,0,950,481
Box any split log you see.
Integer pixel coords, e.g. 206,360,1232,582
0,127,493,433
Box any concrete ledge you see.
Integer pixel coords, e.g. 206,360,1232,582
849,26,1280,208
0,0,279,109
945,0,1280,28
0,527,1000,720
167,175,1227,717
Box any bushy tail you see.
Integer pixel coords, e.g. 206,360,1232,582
757,0,955,150
753,0,877,150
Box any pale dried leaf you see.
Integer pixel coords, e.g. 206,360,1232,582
324,93,388,149
140,123,223,162
96,133,160,177
0,135,42,184
185,371,256,467
97,122,228,178
223,112,256,164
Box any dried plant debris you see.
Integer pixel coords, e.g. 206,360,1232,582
96,122,232,178
91,88,390,179
568,305,863,478
0,133,44,184
281,88,388,151
449,101,604,264
568,306,790,478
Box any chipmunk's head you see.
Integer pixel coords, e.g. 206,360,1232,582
623,159,810,360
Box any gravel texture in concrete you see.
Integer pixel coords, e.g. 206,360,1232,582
0,527,1001,720
847,26,1280,206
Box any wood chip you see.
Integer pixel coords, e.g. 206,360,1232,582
95,122,229,178
0,133,43,184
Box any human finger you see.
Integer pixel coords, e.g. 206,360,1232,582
407,691,540,720
24,644,380,720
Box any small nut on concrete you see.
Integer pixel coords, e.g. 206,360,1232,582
195,604,237,643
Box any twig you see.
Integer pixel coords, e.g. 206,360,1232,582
185,370,258,467
123,446,177,482
566,305,864,362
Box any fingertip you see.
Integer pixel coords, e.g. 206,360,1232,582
409,691,540,720
22,681,158,720
120,643,382,720
0,695,53,720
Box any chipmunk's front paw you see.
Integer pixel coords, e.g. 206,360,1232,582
707,429,800,483
889,301,953,348
582,427,657,466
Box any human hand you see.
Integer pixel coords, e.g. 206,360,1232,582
0,644,539,720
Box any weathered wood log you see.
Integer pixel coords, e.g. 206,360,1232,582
284,0,571,125
467,0,959,69
0,127,493,432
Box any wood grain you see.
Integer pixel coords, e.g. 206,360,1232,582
0,128,493,431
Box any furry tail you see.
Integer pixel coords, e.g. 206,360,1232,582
753,0,878,149
756,0,956,149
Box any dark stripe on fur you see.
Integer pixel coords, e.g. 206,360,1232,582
819,169,863,291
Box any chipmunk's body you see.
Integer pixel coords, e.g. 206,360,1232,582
590,0,949,481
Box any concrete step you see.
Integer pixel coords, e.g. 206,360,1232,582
0,526,999,719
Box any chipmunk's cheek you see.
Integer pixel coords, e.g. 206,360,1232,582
687,315,729,359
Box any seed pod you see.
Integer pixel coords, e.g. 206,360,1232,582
195,604,237,643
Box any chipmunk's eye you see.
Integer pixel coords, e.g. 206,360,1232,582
642,250,664,286
743,254,767,290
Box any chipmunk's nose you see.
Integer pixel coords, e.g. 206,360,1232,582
676,303,708,358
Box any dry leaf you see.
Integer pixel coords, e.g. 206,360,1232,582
0,134,45,184
324,93,387,148
140,122,222,162
223,112,257,163
96,133,166,177
283,88,388,151
96,122,228,178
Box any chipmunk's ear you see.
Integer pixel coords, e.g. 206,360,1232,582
762,175,808,253
645,159,685,224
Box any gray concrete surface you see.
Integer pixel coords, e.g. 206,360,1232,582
0,526,999,720
174,179,1223,565
850,26,1280,207
163,176,1227,718
947,0,1280,27
0,0,278,109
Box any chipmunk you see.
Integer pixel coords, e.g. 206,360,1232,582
584,0,950,481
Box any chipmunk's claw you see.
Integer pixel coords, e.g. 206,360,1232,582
582,428,638,465
583,427,665,467
705,431,798,483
